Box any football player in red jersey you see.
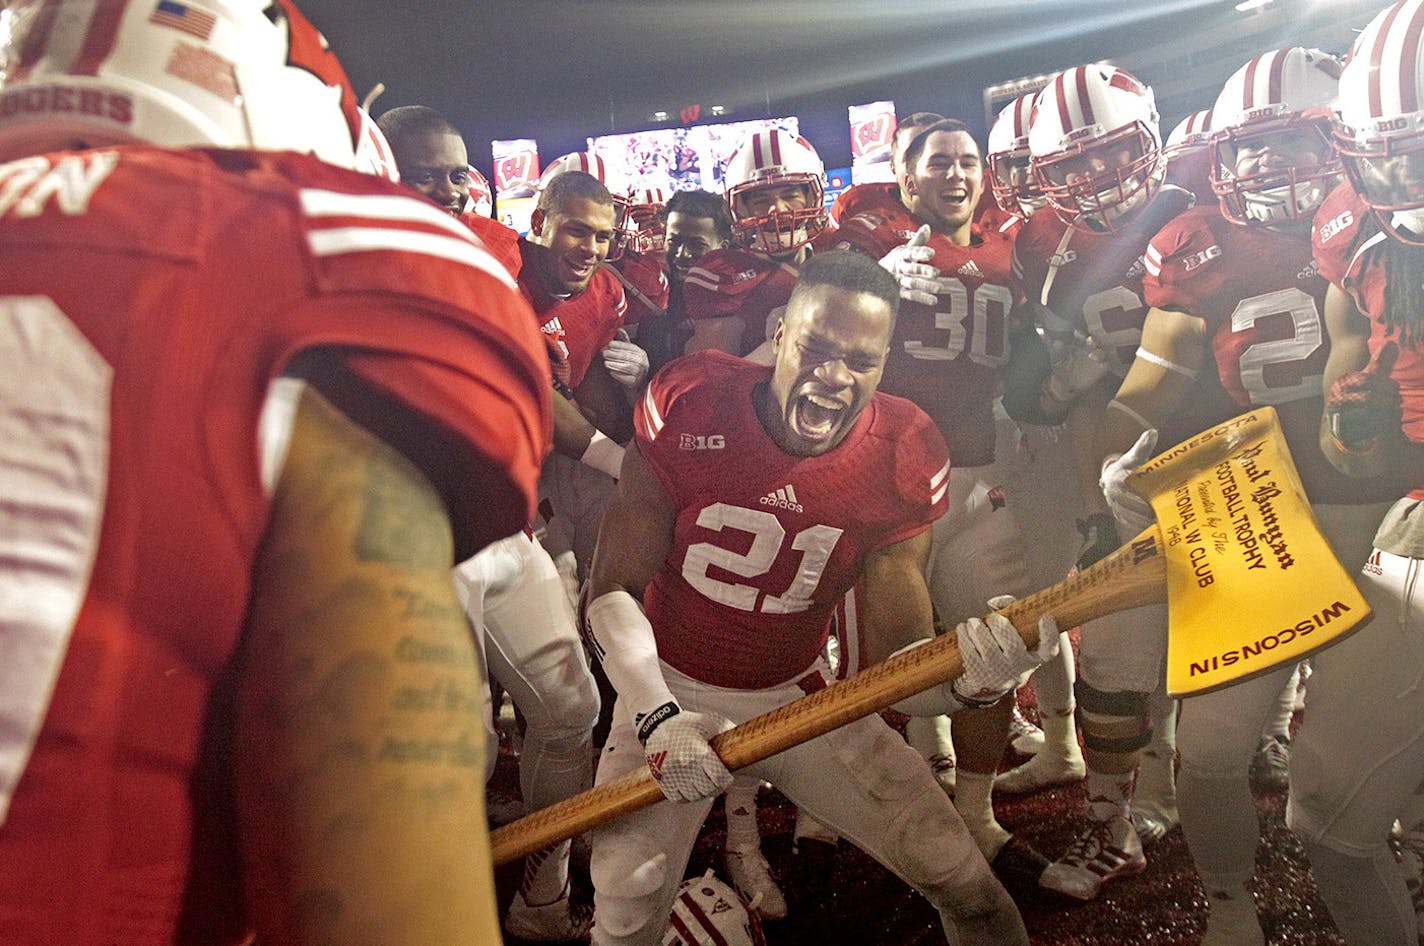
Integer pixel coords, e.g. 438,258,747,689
1090,47,1401,943
380,108,601,941
681,128,829,356
584,250,1060,946
829,110,944,225
1299,5,1424,940
827,118,1078,880
0,2,551,945
1006,63,1238,901
377,105,522,273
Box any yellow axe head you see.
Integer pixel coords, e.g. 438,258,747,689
1129,407,1372,696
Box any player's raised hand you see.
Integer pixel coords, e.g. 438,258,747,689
1100,428,1158,535
1327,341,1402,449
1046,330,1111,404
878,224,940,306
639,705,734,802
602,329,651,391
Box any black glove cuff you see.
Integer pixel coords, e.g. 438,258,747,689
949,677,1003,710
1075,511,1122,570
635,701,680,744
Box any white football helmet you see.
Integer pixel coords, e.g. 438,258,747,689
0,0,364,168
723,128,827,253
1162,109,1215,205
987,92,1046,217
1028,64,1165,232
1210,47,1342,226
537,149,631,255
462,164,493,216
1335,0,1424,243
662,870,767,946
627,186,668,253
354,108,399,183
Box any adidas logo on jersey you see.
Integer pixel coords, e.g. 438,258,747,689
957,260,984,278
1363,549,1384,576
760,484,803,513
1298,258,1320,281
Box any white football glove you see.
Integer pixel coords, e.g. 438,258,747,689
601,329,650,390
640,705,734,802
1100,428,1159,536
950,608,1061,707
1046,331,1111,404
878,224,940,306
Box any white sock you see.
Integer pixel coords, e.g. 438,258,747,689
954,769,1010,857
1084,768,1135,823
521,840,571,906
724,776,762,850
1261,663,1299,741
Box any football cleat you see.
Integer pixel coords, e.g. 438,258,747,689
994,750,1086,795
724,844,788,921
504,885,593,943
1248,735,1291,793
1039,815,1147,901
1129,808,1179,846
1009,705,1046,756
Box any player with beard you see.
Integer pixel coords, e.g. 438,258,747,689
1006,63,1238,901
584,250,1061,946
1297,4,1424,940
825,118,1077,884
1092,47,1402,942
0,2,552,943
681,128,829,357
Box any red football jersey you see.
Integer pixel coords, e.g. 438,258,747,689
1012,187,1234,444
681,247,801,356
460,210,522,277
0,146,551,945
1144,204,1398,505
1313,181,1424,491
829,211,1018,467
610,249,671,328
517,241,628,389
829,181,900,225
635,352,949,689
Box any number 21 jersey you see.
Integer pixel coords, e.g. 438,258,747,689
635,352,949,689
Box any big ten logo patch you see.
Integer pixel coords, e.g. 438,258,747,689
679,433,725,451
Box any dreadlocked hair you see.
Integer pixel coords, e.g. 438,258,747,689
1382,235,1424,348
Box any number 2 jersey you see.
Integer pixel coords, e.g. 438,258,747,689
635,351,949,689
828,208,1016,467
0,146,551,945
1143,203,1400,505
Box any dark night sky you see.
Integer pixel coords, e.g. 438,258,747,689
300,0,1379,177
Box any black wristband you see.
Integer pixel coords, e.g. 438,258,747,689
635,701,680,744
949,677,1003,710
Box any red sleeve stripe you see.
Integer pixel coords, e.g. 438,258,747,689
1143,243,1164,277
307,227,517,289
300,188,472,239
681,267,723,292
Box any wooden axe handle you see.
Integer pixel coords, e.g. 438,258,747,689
490,527,1168,865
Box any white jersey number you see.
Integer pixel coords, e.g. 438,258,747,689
0,296,112,826
903,278,1012,367
1081,285,1147,377
1230,287,1324,405
681,503,844,614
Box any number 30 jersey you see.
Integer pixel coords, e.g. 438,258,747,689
635,351,949,689
828,211,1017,468
1143,203,1397,505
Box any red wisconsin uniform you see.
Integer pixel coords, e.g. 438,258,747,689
0,146,551,945
681,247,802,356
460,210,522,277
610,249,671,328
517,240,628,389
635,352,949,689
1144,204,1399,505
829,211,1017,467
829,181,900,225
1012,186,1235,444
1314,181,1424,497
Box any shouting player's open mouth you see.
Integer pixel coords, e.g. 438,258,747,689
790,390,848,447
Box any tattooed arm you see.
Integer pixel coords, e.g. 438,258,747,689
235,384,499,946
